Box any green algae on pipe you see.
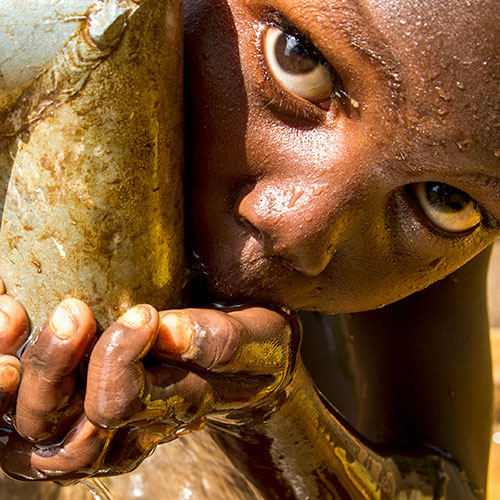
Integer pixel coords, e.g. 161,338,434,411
0,0,184,332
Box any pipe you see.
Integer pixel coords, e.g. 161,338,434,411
0,0,184,332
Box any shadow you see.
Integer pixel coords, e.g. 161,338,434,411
0,136,19,222
183,0,250,304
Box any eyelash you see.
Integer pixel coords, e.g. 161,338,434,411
254,12,500,242
256,13,345,124
403,184,498,239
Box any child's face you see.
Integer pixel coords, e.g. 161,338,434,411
185,0,500,313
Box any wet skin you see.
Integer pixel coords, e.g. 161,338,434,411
186,0,500,313
0,296,297,481
0,0,499,497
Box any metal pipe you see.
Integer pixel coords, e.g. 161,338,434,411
0,0,184,332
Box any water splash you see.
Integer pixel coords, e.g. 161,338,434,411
80,478,115,500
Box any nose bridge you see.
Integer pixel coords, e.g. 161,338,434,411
237,178,354,277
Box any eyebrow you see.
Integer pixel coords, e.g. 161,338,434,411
318,0,405,105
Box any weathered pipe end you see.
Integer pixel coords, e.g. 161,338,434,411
0,0,184,332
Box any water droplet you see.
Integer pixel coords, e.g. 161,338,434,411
456,138,475,151
494,149,500,158
436,87,452,101
312,185,323,196
399,19,407,25
287,187,304,208
437,108,448,116
456,81,466,90
493,432,500,445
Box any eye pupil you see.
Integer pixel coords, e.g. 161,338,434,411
411,181,481,234
275,33,318,74
426,182,471,213
264,25,335,105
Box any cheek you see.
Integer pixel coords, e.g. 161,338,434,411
185,1,250,177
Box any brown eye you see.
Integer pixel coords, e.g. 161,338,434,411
411,182,481,233
264,26,333,104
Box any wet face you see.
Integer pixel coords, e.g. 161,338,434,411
185,0,500,313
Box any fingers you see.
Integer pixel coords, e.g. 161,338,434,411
99,426,171,475
0,294,29,355
16,299,96,442
84,305,159,428
146,363,276,421
30,416,113,478
86,306,299,430
0,355,22,415
155,306,299,376
0,415,114,481
0,286,28,416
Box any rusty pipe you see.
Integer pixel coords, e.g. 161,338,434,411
0,0,184,332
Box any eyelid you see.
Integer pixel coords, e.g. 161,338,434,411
253,14,358,124
403,184,497,238
445,172,500,225
255,22,332,123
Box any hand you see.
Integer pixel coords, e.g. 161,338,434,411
0,301,299,480
0,298,115,481
0,281,28,417
80,304,299,474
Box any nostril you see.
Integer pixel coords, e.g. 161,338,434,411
284,246,336,277
237,213,265,246
237,187,337,277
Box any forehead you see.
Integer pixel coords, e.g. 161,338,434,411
363,0,500,125
265,0,500,157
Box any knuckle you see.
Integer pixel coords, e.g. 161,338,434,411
211,319,242,368
22,345,51,371
85,385,144,428
194,315,242,370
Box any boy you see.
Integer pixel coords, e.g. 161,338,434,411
0,0,498,497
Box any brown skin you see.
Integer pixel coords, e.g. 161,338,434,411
0,301,296,481
183,0,498,493
16,299,96,442
0,285,28,417
0,0,498,496
186,0,500,313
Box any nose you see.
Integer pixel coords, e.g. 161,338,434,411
237,182,341,277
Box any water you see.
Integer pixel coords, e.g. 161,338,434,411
80,478,115,500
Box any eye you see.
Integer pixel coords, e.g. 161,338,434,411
263,25,334,104
411,182,481,233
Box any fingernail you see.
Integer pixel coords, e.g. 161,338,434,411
0,355,22,392
158,312,193,355
51,304,78,339
121,305,151,328
0,309,9,331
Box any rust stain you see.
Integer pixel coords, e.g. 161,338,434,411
0,1,139,139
